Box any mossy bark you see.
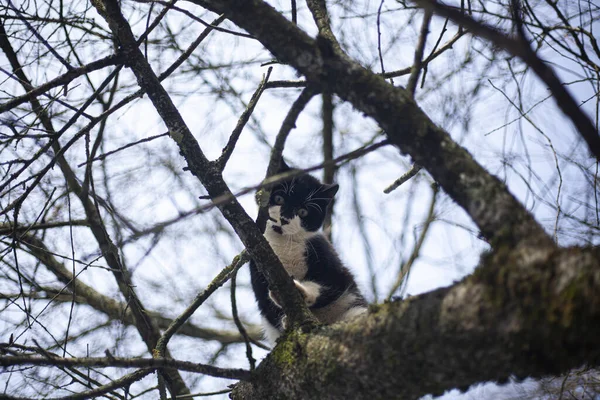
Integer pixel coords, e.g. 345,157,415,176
233,246,600,399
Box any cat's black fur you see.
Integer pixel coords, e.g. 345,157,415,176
249,159,368,342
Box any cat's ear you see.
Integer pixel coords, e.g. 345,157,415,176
278,157,291,172
321,183,339,202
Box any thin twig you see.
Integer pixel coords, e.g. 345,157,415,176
0,369,152,400
407,9,433,95
488,78,563,243
13,233,263,345
322,90,335,239
387,184,438,300
133,0,254,39
412,0,600,160
0,54,123,113
170,388,232,399
155,252,250,357
350,166,378,301
0,355,250,380
0,15,224,217
217,67,273,170
5,0,73,70
291,0,297,24
210,140,390,211
230,268,256,370
77,132,170,167
377,0,391,83
383,163,422,193
0,220,89,235
382,30,464,79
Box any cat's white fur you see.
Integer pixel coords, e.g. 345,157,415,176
262,316,283,344
263,206,316,280
313,291,366,324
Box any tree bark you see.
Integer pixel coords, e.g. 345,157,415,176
233,245,600,399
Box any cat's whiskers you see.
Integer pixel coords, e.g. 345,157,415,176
288,177,297,195
305,197,333,201
279,181,289,197
305,187,319,201
306,202,323,213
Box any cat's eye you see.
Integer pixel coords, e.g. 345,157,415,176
273,195,285,205
298,208,309,217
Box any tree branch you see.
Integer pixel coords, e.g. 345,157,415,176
188,0,554,250
411,0,600,161
233,245,600,399
0,54,123,113
155,252,251,357
0,368,152,400
15,233,260,345
0,354,250,380
0,23,190,394
216,67,273,171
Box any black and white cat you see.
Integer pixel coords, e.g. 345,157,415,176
249,159,368,342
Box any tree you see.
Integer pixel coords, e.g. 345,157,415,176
1,0,599,398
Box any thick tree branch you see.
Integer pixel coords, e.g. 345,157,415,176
233,245,600,399
169,2,600,398
306,0,342,52
188,0,554,251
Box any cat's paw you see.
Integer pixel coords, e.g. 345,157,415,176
294,279,321,307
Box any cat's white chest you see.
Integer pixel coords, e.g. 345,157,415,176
264,229,308,280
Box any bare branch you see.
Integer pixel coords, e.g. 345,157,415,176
155,252,251,357
0,369,152,400
230,266,256,370
0,54,123,113
217,67,273,171
411,0,600,160
383,163,422,193
234,245,600,398
386,183,438,299
0,354,250,380
406,10,433,95
188,0,555,250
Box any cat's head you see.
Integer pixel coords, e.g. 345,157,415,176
266,158,338,236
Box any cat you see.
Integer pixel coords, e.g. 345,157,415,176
249,158,368,343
